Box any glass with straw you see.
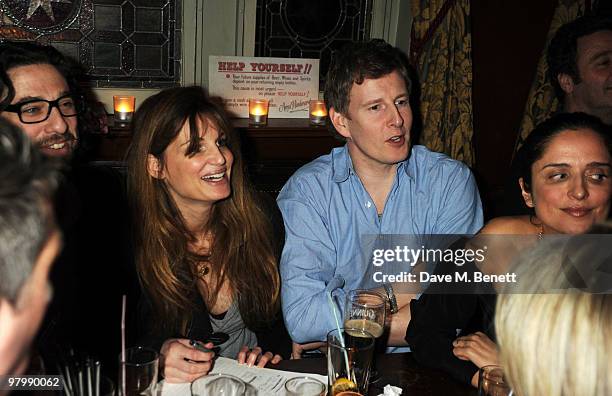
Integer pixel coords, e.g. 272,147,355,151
118,346,159,396
327,328,374,395
327,292,374,396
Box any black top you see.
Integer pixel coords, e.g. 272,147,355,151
405,255,497,385
39,162,140,374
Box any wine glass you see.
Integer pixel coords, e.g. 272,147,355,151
344,289,386,382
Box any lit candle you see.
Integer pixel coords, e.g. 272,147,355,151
249,99,269,126
309,100,327,125
113,96,136,123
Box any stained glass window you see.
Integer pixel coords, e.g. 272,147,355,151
0,0,181,88
254,0,372,88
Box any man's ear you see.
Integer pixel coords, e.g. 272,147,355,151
147,154,164,179
558,73,575,94
329,108,351,140
519,178,534,208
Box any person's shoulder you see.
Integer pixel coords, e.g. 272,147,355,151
408,146,474,191
479,215,534,235
294,150,335,177
280,147,341,194
410,145,470,173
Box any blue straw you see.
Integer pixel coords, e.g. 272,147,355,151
327,292,345,347
327,292,351,377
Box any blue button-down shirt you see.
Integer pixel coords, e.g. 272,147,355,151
277,145,483,343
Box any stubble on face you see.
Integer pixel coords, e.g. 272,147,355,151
2,64,78,158
568,30,612,123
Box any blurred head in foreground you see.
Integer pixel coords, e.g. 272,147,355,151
0,118,60,379
496,222,612,396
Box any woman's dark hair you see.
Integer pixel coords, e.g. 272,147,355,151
516,112,612,192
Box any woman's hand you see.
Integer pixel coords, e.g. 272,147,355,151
452,331,499,368
160,338,215,383
453,332,499,387
237,346,282,367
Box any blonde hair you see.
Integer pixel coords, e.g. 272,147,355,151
495,231,612,396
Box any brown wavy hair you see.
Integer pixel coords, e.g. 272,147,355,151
126,86,280,336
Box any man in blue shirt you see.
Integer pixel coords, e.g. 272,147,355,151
277,40,483,352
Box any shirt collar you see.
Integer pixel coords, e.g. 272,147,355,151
331,144,415,182
402,151,416,179
331,145,352,183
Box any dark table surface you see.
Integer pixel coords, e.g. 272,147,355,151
273,353,476,396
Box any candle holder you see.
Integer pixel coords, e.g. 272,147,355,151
309,99,327,125
113,95,135,124
248,99,269,126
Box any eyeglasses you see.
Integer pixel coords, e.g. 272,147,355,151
4,94,84,124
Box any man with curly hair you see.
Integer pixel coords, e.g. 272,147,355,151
0,41,136,371
0,41,86,158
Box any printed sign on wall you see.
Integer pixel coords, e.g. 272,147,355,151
209,55,319,118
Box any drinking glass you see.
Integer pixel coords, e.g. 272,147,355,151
284,376,326,395
344,289,386,381
327,328,374,396
191,374,246,396
118,346,159,396
478,365,513,396
100,376,115,396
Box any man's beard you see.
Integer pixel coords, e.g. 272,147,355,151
37,132,77,158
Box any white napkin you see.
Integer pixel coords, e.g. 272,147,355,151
377,384,403,396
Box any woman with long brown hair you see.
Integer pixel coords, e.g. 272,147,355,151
127,86,290,382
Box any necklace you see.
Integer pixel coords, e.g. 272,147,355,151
530,215,544,241
196,258,210,277
193,233,213,277
538,223,543,241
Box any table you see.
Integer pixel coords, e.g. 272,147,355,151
273,353,476,396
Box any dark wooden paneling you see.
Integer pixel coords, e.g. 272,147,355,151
234,119,342,193
471,0,556,218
